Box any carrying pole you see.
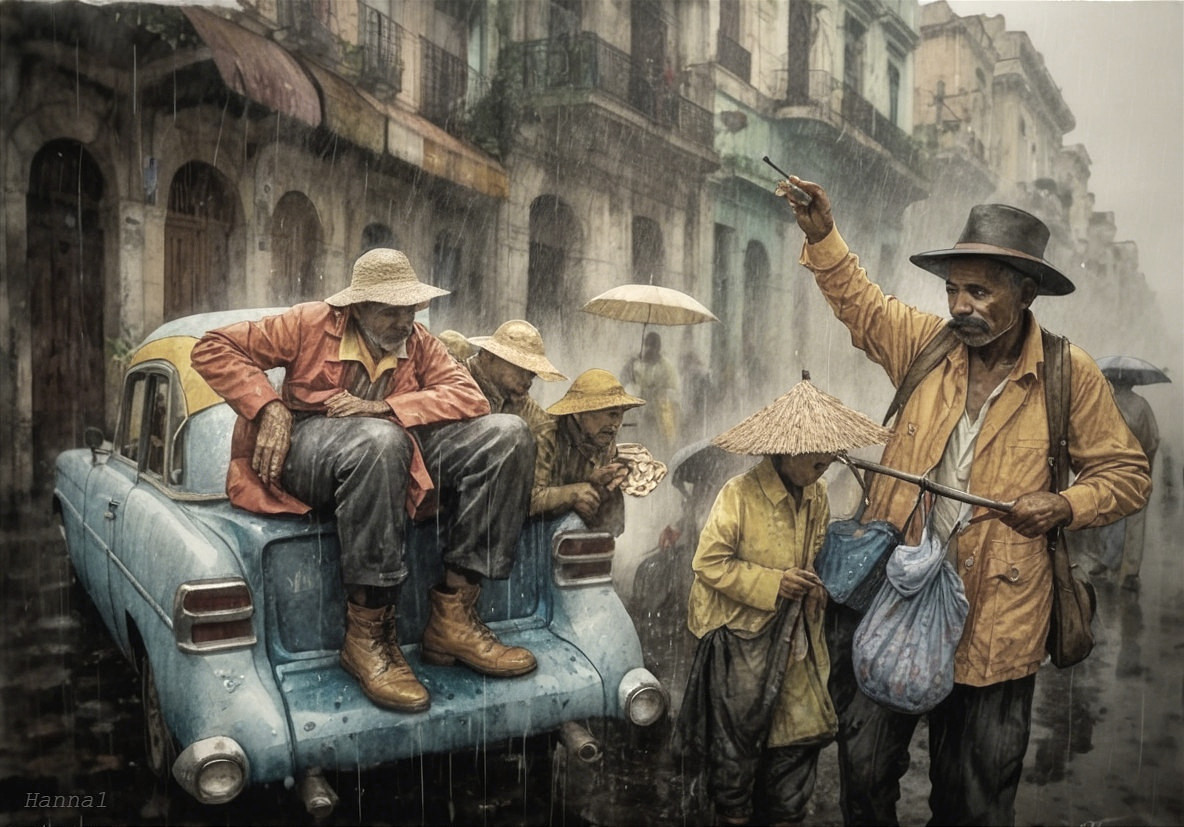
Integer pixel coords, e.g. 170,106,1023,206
840,455,1015,513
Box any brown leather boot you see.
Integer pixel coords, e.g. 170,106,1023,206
340,602,430,712
421,584,537,677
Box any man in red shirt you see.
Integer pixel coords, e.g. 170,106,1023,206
192,249,536,713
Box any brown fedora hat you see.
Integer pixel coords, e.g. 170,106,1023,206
325,248,450,307
909,204,1074,296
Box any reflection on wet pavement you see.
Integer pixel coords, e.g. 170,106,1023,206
2,480,1181,825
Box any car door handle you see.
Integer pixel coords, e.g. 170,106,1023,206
104,499,121,520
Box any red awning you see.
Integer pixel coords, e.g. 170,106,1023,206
183,8,321,128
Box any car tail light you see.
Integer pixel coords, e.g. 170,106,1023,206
552,531,615,587
173,579,256,653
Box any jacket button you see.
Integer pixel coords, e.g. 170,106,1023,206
964,556,974,569
1009,566,1020,582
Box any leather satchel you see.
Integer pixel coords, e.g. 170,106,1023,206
1042,330,1096,668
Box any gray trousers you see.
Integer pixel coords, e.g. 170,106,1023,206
282,414,534,588
826,603,1035,827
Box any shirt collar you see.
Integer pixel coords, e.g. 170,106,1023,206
1015,309,1043,380
754,456,821,508
339,318,407,382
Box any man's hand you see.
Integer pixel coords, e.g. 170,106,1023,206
776,176,834,244
590,461,629,492
253,401,293,487
1001,491,1073,538
325,390,391,418
567,483,604,523
778,567,824,600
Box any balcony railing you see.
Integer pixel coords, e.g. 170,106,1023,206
512,33,713,150
421,37,471,132
359,3,403,92
716,31,751,82
784,70,918,167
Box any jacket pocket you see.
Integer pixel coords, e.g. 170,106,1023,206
978,540,1053,672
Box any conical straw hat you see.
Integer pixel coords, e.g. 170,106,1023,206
712,373,892,455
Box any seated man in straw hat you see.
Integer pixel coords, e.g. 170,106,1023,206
192,248,537,715
463,320,566,436
532,369,643,536
675,375,891,827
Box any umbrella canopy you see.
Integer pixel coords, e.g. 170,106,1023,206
1096,355,1171,386
713,375,893,456
581,284,719,326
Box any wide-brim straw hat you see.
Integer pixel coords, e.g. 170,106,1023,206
712,376,892,455
546,369,645,416
909,204,1075,296
469,320,566,381
325,248,450,307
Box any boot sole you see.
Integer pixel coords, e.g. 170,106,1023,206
340,654,432,713
421,647,537,678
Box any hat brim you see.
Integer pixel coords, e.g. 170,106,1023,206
468,336,567,382
324,282,450,307
546,392,645,416
910,247,1075,296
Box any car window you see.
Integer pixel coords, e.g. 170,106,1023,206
117,364,185,485
116,372,149,463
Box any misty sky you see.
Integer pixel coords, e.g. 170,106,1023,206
940,0,1184,337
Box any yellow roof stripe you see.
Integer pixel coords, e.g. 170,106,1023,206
129,336,225,416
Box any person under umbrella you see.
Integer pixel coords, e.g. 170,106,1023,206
676,375,890,827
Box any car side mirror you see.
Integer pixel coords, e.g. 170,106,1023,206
84,426,110,460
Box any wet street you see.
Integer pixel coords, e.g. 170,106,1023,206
1,475,1182,826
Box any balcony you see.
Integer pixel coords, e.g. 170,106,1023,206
511,32,713,150
421,37,482,134
779,70,920,170
359,2,403,94
716,31,751,83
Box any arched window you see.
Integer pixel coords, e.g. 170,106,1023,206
27,139,107,484
527,195,580,340
631,216,664,284
164,161,235,319
270,191,323,305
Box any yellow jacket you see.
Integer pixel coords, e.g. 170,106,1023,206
687,457,836,746
801,228,1152,686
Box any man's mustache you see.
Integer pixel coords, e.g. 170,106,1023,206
947,317,990,335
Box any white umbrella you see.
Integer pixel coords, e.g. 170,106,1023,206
1096,355,1171,386
581,284,719,327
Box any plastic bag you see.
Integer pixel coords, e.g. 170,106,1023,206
852,522,969,714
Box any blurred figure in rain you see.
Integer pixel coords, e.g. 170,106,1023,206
675,377,891,827
680,346,713,441
192,249,538,715
533,369,644,536
779,177,1150,826
622,330,680,459
437,329,475,363
463,320,566,434
1089,375,1160,592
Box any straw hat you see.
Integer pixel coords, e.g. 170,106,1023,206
712,373,892,455
437,330,475,362
469,320,567,381
325,248,450,307
909,204,1075,296
546,369,645,416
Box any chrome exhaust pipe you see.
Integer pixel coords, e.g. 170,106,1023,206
559,720,602,764
299,768,338,819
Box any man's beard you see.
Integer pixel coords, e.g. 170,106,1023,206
947,315,1008,347
360,323,409,355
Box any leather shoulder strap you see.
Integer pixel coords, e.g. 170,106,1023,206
1041,328,1072,493
883,326,960,426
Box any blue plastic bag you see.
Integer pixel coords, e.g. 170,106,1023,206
852,521,969,714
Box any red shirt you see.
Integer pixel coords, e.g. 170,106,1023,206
191,302,490,517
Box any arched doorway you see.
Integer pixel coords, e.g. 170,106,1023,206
270,191,323,305
527,195,580,341
164,161,235,319
27,139,106,485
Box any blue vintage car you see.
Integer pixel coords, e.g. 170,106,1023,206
53,308,665,815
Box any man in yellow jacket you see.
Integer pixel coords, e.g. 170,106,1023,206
779,177,1151,825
